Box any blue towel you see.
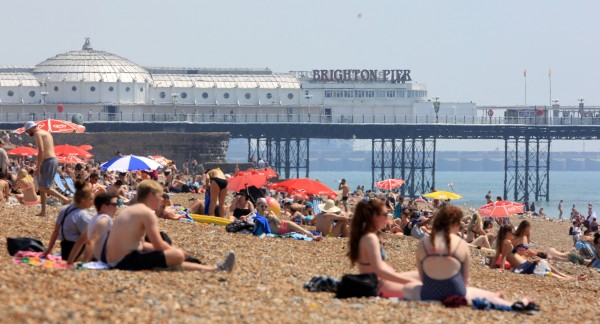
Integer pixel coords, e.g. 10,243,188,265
252,214,271,236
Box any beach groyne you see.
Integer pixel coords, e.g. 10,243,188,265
52,132,230,167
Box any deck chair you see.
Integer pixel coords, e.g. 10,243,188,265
53,174,72,196
245,186,265,205
578,240,600,268
312,197,323,214
63,176,77,194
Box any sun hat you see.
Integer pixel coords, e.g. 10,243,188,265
305,202,313,208
24,121,37,131
318,199,341,213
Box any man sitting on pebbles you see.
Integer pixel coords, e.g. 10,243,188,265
105,179,235,272
310,199,350,238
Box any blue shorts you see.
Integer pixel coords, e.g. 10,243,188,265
40,157,58,189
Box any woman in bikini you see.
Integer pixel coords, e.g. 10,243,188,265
207,168,228,217
403,205,519,306
465,213,495,249
13,169,39,205
256,198,321,241
229,192,254,220
494,225,585,280
348,199,420,298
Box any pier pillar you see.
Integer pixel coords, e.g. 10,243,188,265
504,136,550,202
247,137,309,178
372,137,436,197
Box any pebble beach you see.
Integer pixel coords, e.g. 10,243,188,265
1,193,599,323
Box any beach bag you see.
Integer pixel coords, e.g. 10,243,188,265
6,237,46,256
226,220,254,233
335,273,379,299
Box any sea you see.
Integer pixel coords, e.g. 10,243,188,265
309,171,599,219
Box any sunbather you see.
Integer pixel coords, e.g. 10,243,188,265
347,199,420,298
256,198,321,241
493,225,585,280
466,213,495,249
105,180,235,272
13,169,40,205
403,205,518,306
310,199,349,237
40,180,93,260
67,192,118,263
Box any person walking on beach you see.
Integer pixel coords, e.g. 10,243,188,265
24,121,70,216
558,200,563,220
0,139,8,174
105,180,235,272
339,178,350,212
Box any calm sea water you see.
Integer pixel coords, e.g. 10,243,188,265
310,171,599,218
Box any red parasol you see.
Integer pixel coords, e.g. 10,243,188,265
271,178,337,197
375,178,405,190
57,155,86,165
54,144,94,159
7,146,38,156
479,200,525,218
227,171,268,192
78,144,93,151
257,167,278,179
13,119,86,134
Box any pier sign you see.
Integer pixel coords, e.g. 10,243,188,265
312,69,411,83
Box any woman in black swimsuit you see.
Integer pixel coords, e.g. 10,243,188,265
230,192,254,219
207,169,228,217
348,199,420,298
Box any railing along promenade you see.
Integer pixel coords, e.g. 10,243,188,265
1,112,600,126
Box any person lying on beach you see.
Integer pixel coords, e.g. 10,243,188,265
106,179,128,203
465,214,495,249
187,197,205,215
67,192,118,264
310,199,349,238
402,205,520,306
40,180,93,260
105,180,235,272
253,198,321,241
156,194,182,220
493,225,585,280
13,169,40,206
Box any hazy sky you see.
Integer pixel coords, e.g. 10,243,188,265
2,0,599,150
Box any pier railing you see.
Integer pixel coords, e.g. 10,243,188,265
1,112,600,125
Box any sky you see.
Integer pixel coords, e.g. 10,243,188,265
2,0,599,150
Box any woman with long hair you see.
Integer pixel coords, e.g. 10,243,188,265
40,180,94,260
466,213,495,249
403,205,517,306
494,224,584,280
347,199,420,298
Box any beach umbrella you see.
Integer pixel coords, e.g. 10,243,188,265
257,167,278,179
423,190,463,200
78,144,93,151
375,178,405,190
271,178,337,197
13,119,86,134
227,171,268,192
7,146,38,156
101,155,162,172
57,155,86,165
479,200,524,218
55,144,94,158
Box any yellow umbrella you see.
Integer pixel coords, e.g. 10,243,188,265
423,190,463,200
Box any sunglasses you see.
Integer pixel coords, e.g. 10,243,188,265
107,202,118,206
257,205,268,208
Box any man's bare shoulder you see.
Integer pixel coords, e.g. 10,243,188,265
120,203,155,218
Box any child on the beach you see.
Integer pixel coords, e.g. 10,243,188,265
571,221,582,244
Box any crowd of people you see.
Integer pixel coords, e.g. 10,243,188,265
5,121,600,313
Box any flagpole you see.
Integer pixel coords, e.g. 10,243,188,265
548,68,552,108
524,69,527,106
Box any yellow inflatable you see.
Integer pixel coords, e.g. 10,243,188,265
190,214,232,226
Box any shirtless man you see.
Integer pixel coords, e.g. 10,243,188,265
24,121,69,216
105,180,235,272
312,199,350,237
339,179,350,213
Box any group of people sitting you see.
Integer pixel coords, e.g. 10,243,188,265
39,179,235,273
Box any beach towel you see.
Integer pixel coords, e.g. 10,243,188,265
12,251,72,269
264,233,314,241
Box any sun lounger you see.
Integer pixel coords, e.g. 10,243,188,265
63,176,77,194
53,174,72,196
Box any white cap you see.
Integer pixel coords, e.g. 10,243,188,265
24,121,37,131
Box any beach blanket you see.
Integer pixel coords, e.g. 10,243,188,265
12,251,110,270
265,232,314,241
12,251,71,269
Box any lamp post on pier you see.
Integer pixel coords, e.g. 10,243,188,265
578,97,585,119
433,96,440,123
304,90,312,122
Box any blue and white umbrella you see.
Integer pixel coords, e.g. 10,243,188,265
100,155,162,172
